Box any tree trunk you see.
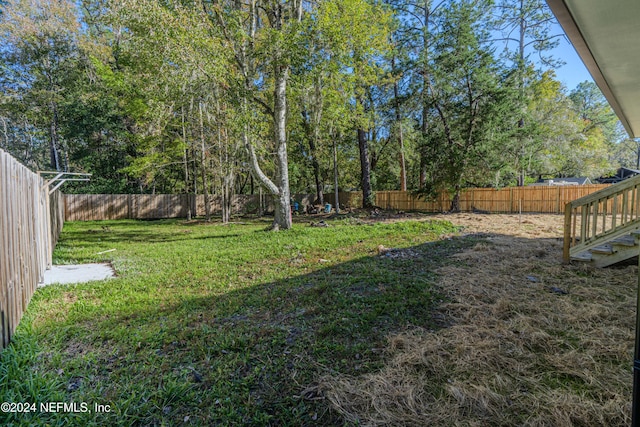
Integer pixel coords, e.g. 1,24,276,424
246,64,294,230
450,184,461,213
358,127,373,208
312,79,325,206
518,122,525,187
419,157,427,189
49,102,61,171
184,149,191,221
517,1,526,187
392,55,407,191
199,102,211,221
308,136,324,206
182,108,192,221
217,117,228,224
398,127,407,191
192,146,198,212
221,174,232,223
393,98,407,191
333,137,340,213
419,0,431,190
356,93,373,208
272,66,292,230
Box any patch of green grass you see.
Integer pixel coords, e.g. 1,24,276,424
0,217,469,426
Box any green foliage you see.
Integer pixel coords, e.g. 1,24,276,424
288,0,393,202
0,0,627,197
528,79,619,179
0,0,83,169
419,0,519,206
569,81,623,142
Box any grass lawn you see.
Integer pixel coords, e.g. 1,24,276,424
0,216,465,426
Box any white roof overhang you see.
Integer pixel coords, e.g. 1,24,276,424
546,0,640,138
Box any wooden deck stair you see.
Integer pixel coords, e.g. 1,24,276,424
564,174,640,267
570,231,640,267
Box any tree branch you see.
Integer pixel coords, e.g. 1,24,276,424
253,94,275,117
245,135,279,195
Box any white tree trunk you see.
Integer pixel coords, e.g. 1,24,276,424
199,102,211,221
271,65,292,230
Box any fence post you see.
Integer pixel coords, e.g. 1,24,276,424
563,202,573,263
557,186,561,214
471,188,475,211
509,188,513,214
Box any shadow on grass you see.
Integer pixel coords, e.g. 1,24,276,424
5,232,537,426
58,220,244,245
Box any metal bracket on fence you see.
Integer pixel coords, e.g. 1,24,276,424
38,171,92,194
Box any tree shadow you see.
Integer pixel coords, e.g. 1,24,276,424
11,232,602,426
57,220,244,246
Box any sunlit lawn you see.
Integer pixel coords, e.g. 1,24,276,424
0,216,469,426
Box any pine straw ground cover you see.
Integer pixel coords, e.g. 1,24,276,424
322,213,636,426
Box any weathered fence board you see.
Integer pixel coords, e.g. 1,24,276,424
0,149,63,349
65,194,258,221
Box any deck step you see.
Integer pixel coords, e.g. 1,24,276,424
590,244,614,255
571,251,592,262
570,231,640,267
611,236,637,246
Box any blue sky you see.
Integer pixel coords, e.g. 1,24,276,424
548,24,594,91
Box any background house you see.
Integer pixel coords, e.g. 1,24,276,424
597,167,640,184
529,177,592,186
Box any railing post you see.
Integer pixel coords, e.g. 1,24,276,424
563,202,572,264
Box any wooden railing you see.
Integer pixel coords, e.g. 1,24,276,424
563,174,640,263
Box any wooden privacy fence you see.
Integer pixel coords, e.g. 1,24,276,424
65,192,357,220
49,190,65,247
0,149,64,350
375,185,611,214
65,185,611,221
65,194,271,221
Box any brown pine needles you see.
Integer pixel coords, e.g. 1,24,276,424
321,214,635,426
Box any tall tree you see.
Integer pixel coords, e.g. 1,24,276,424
109,0,234,202
0,0,82,170
423,0,517,211
494,0,562,185
386,0,442,189
292,0,392,208
201,0,308,229
320,0,392,208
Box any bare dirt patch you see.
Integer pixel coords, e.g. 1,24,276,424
430,212,566,238
322,213,635,426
